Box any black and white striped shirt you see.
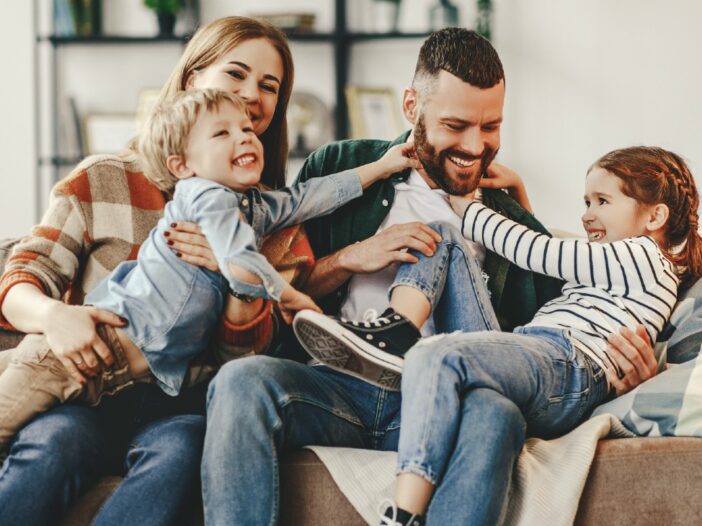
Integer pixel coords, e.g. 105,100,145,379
461,202,679,378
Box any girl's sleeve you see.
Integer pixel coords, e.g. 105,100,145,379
461,201,676,294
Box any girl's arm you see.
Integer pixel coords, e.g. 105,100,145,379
453,200,676,295
478,162,533,213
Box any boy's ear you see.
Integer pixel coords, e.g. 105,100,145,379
402,87,419,125
166,154,194,180
646,203,670,233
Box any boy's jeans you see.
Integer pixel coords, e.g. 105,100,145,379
391,221,500,333
398,326,611,525
0,324,143,451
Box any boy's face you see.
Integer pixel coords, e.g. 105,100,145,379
183,102,264,192
582,168,652,243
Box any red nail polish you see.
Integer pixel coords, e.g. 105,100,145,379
167,240,174,246
164,231,170,237
176,252,182,257
171,222,177,228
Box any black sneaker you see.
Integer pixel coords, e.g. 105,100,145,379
379,499,425,526
292,308,421,390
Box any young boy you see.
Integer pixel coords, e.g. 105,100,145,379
0,88,419,451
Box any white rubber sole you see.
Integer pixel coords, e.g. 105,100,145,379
293,310,403,391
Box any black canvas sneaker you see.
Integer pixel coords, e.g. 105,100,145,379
379,499,425,526
292,308,421,390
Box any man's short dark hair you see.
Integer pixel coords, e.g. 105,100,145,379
413,27,504,95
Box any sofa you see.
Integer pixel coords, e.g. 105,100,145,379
2,236,702,525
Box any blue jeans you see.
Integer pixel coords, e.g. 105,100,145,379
398,327,611,525
391,221,499,333
0,383,205,526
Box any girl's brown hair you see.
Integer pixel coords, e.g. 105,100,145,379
592,146,702,287
154,16,294,189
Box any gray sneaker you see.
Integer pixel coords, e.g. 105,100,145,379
292,308,421,390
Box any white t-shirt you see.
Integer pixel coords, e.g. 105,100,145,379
339,169,485,336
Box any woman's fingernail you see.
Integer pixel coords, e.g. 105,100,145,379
164,231,170,237
176,252,182,258
170,222,177,228
167,240,174,246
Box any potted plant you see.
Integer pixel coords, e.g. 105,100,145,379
144,0,183,36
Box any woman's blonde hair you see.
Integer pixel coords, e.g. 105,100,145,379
149,16,294,189
138,89,248,193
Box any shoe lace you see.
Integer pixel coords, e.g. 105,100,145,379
360,308,393,328
378,498,401,526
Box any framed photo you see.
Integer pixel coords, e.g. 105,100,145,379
136,88,162,128
345,86,404,140
82,114,138,155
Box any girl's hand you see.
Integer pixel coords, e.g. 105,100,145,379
606,325,659,396
43,303,125,385
278,285,321,325
479,162,533,212
165,222,220,272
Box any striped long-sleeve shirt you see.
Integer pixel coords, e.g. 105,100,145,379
461,202,679,378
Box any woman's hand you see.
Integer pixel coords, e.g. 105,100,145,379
278,285,321,325
606,324,659,396
479,162,533,212
43,303,125,384
165,222,219,272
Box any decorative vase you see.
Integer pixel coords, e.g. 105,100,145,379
372,0,400,33
157,12,177,36
429,0,459,31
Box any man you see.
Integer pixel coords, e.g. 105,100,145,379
200,28,651,524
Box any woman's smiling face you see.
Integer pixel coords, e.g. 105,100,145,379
188,38,283,136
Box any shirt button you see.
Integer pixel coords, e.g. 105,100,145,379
241,198,249,207
382,199,389,207
268,286,275,294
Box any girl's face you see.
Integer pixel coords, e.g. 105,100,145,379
189,38,283,136
582,168,655,243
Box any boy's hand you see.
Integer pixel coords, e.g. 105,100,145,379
449,194,473,218
278,285,321,325
356,142,421,188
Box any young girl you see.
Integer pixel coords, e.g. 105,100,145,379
378,146,702,525
0,88,418,452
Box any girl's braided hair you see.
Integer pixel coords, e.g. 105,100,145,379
592,146,702,288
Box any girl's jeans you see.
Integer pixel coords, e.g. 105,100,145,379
398,326,611,526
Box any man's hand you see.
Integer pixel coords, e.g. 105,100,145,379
278,285,321,325
165,222,219,272
337,222,442,274
606,325,659,396
43,303,125,384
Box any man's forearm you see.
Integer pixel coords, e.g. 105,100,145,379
299,249,353,299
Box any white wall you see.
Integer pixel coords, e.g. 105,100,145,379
0,3,36,239
3,0,701,238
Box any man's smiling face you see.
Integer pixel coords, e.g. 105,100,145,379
411,70,505,196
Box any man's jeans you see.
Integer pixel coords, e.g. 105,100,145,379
398,326,611,525
0,381,206,526
202,223,499,525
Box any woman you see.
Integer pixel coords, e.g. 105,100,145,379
0,16,297,525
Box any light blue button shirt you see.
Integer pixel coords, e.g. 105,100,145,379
87,170,362,395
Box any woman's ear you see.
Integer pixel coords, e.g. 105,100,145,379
402,88,419,125
185,71,198,89
646,203,670,233
166,154,194,180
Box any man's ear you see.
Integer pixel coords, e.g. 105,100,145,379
166,154,194,180
402,87,419,125
646,203,670,233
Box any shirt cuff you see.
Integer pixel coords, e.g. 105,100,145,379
217,299,275,349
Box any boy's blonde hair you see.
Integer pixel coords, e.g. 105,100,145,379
138,89,249,192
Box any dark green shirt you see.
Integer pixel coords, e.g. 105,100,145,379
294,132,564,332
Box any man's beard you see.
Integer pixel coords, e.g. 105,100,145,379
413,114,497,195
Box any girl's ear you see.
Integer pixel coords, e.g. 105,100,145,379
646,203,670,233
166,154,194,180
402,88,419,125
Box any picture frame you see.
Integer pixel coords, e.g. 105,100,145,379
82,113,138,155
345,86,404,140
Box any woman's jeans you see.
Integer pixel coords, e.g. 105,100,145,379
201,222,501,525
398,326,610,525
0,379,206,526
